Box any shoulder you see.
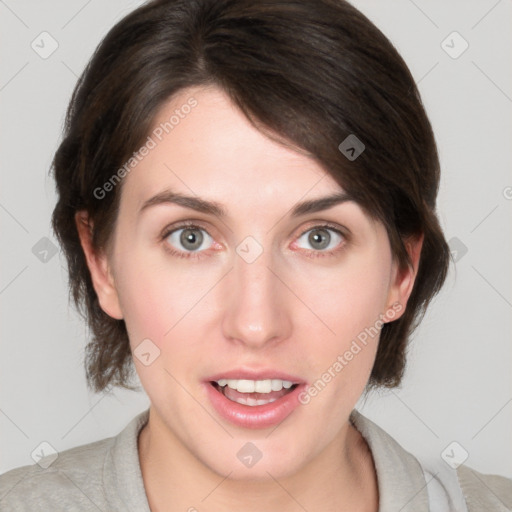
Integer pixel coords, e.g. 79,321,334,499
0,409,150,512
350,409,512,511
0,435,114,511
420,457,512,512
456,464,512,512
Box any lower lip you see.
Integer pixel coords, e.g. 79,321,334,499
204,382,306,429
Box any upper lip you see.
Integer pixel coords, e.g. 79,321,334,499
206,368,305,384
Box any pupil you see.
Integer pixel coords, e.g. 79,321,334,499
309,229,330,250
181,228,203,251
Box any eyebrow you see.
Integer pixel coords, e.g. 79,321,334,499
138,189,353,218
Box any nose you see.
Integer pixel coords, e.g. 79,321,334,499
221,242,292,349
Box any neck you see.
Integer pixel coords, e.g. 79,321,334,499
138,408,378,512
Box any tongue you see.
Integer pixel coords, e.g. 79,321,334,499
221,385,292,402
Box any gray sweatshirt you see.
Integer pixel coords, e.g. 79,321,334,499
1,408,511,511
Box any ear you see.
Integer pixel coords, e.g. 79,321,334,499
384,233,424,322
75,211,123,320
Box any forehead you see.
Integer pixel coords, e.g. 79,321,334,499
120,85,345,208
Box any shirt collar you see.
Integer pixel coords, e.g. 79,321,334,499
104,408,151,511
350,408,430,512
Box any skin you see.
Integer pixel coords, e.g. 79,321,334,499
76,85,423,512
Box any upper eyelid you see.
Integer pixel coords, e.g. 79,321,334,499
161,220,214,239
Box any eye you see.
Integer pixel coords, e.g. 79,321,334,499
295,225,345,254
164,225,214,255
161,222,347,260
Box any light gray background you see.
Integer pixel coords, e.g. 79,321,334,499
1,0,511,478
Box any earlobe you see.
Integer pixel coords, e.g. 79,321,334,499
75,211,124,320
384,233,424,322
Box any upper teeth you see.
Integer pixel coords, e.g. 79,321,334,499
215,379,294,393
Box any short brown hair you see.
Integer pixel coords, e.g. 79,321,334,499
51,0,450,394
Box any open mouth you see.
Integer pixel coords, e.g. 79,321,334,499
205,375,306,428
210,379,299,407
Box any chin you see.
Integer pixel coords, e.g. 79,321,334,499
194,434,315,482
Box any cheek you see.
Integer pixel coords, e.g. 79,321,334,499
295,250,392,341
112,256,209,400
292,251,392,398
112,246,221,352
115,264,171,345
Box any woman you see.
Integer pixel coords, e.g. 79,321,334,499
1,0,510,510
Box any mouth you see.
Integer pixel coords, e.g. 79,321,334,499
210,379,299,406
204,373,306,429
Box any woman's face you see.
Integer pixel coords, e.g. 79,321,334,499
89,85,416,479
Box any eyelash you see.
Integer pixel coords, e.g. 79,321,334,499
160,221,348,260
